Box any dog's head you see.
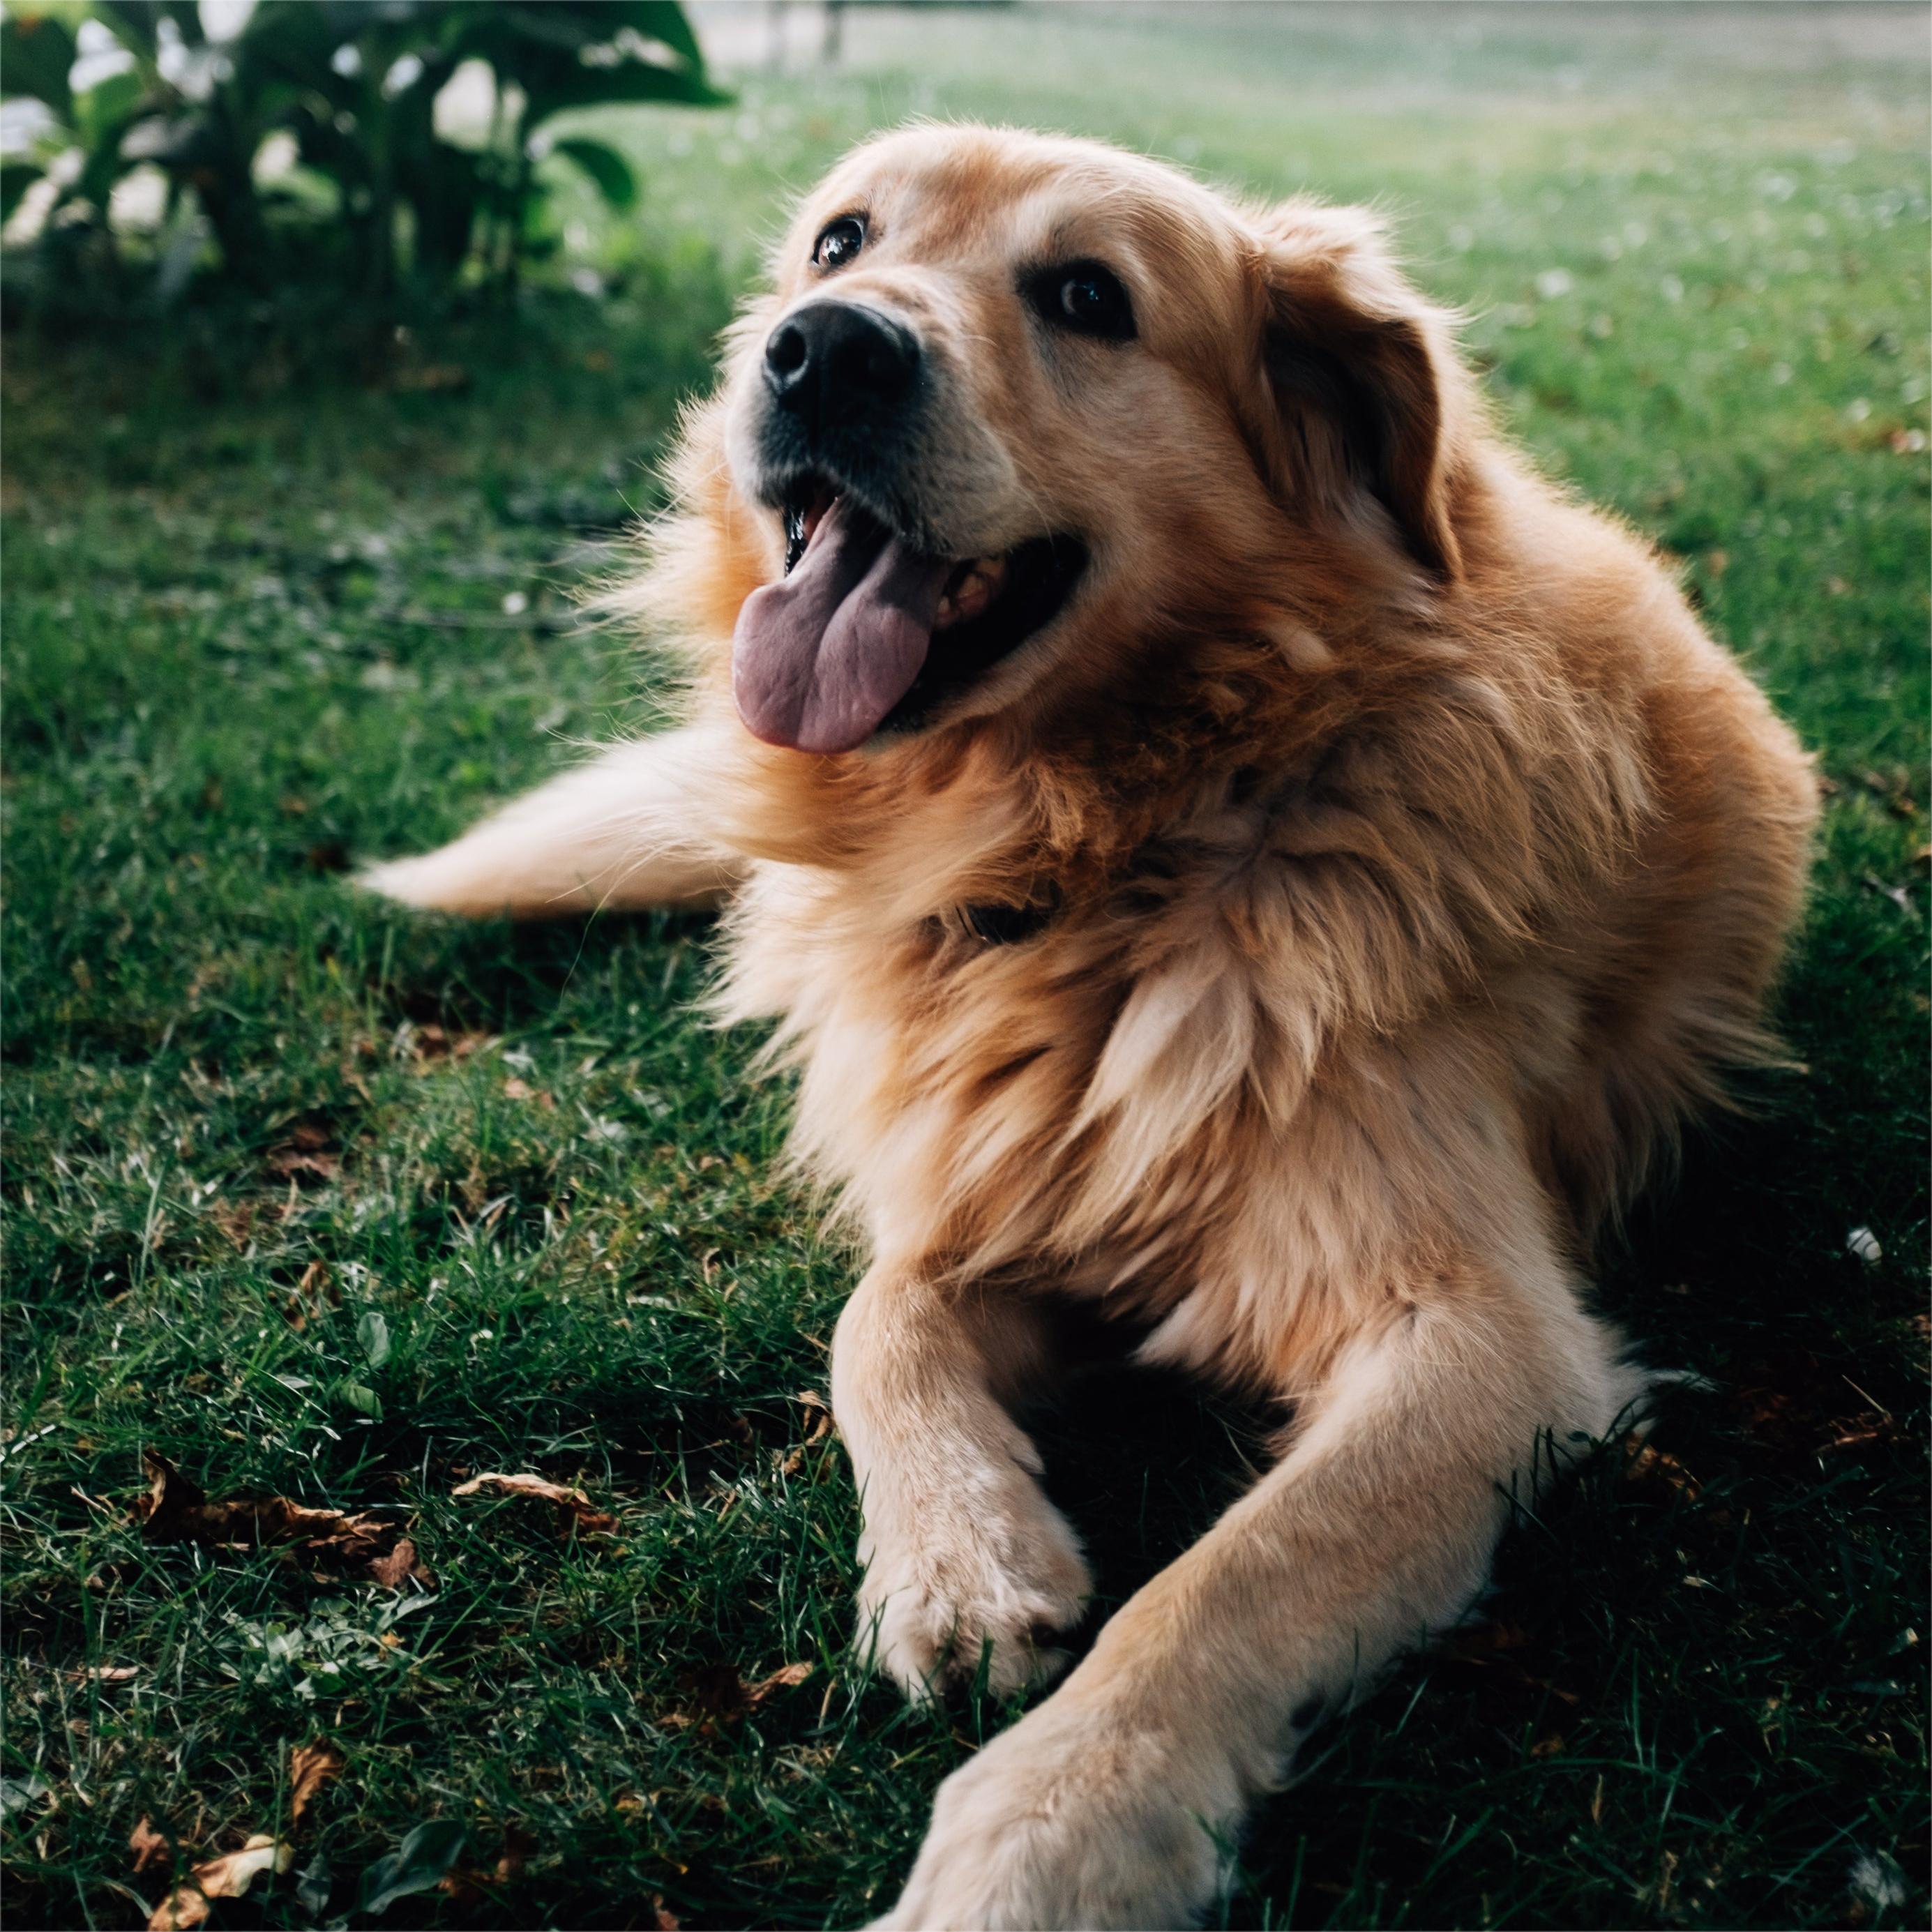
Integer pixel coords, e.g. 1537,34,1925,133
714,125,1471,756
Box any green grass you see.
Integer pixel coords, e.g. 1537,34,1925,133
3,6,1926,1927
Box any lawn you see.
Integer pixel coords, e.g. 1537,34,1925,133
3,4,1927,1927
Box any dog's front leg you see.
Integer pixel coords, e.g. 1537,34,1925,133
833,1266,1092,1700
875,1258,1643,1931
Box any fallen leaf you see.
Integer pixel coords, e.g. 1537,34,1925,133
148,1834,292,1930
1821,1414,1901,1455
664,1659,814,1731
1623,1440,1703,1501
134,1452,419,1582
129,1816,169,1874
1439,1619,1531,1659
451,1471,617,1537
652,1896,681,1930
750,1660,814,1700
437,1824,534,1908
211,1200,257,1248
368,1537,435,1591
267,1145,340,1182
73,1663,140,1684
493,1825,533,1885
287,1742,344,1827
409,1023,497,1064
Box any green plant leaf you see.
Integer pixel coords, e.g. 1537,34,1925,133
525,57,729,128
609,1,709,74
355,1313,392,1375
1,11,77,118
0,160,43,223
338,1380,383,1420
93,0,199,59
93,1,158,59
356,1309,391,1369
294,1850,333,1920
357,1820,467,1915
73,66,145,146
549,136,637,211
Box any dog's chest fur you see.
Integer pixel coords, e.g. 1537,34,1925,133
711,770,1465,1385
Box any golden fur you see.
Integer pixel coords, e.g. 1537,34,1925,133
368,126,1818,1929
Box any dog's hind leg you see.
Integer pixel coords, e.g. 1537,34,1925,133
361,724,743,919
875,1239,1643,1930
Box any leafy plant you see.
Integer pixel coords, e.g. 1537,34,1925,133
0,0,725,308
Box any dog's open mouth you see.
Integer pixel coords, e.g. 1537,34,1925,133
731,479,1086,753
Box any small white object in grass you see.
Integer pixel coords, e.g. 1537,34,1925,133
1846,1225,1883,1265
501,590,529,616
1847,1850,1908,1916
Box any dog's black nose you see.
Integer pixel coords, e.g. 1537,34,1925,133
763,302,917,434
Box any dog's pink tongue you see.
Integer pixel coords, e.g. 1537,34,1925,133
733,497,951,754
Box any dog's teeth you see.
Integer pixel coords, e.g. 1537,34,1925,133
940,556,1009,628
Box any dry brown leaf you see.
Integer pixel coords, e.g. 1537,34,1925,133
412,1023,498,1063
652,1897,681,1930
267,1145,340,1182
367,1537,435,1591
1821,1413,1901,1455
287,1742,344,1827
285,1260,340,1331
1439,1620,1530,1660
73,1663,140,1684
494,1825,534,1885
211,1200,257,1249
147,1834,292,1930
437,1824,535,1908
451,1471,618,1537
748,1661,814,1703
128,1816,169,1875
663,1659,814,1733
1623,1440,1703,1501
296,1259,337,1304
134,1453,421,1584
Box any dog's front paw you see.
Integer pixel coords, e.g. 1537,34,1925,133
856,1467,1092,1700
872,1696,1237,1929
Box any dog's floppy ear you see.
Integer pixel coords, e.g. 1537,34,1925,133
1250,201,1463,582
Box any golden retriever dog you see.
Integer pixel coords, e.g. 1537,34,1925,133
366,126,1818,1929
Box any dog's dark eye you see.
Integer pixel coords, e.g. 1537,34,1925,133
1029,261,1135,342
813,216,866,271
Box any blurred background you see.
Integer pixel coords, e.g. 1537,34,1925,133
3,6,1926,1931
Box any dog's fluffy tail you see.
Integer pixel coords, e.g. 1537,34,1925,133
361,725,742,919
